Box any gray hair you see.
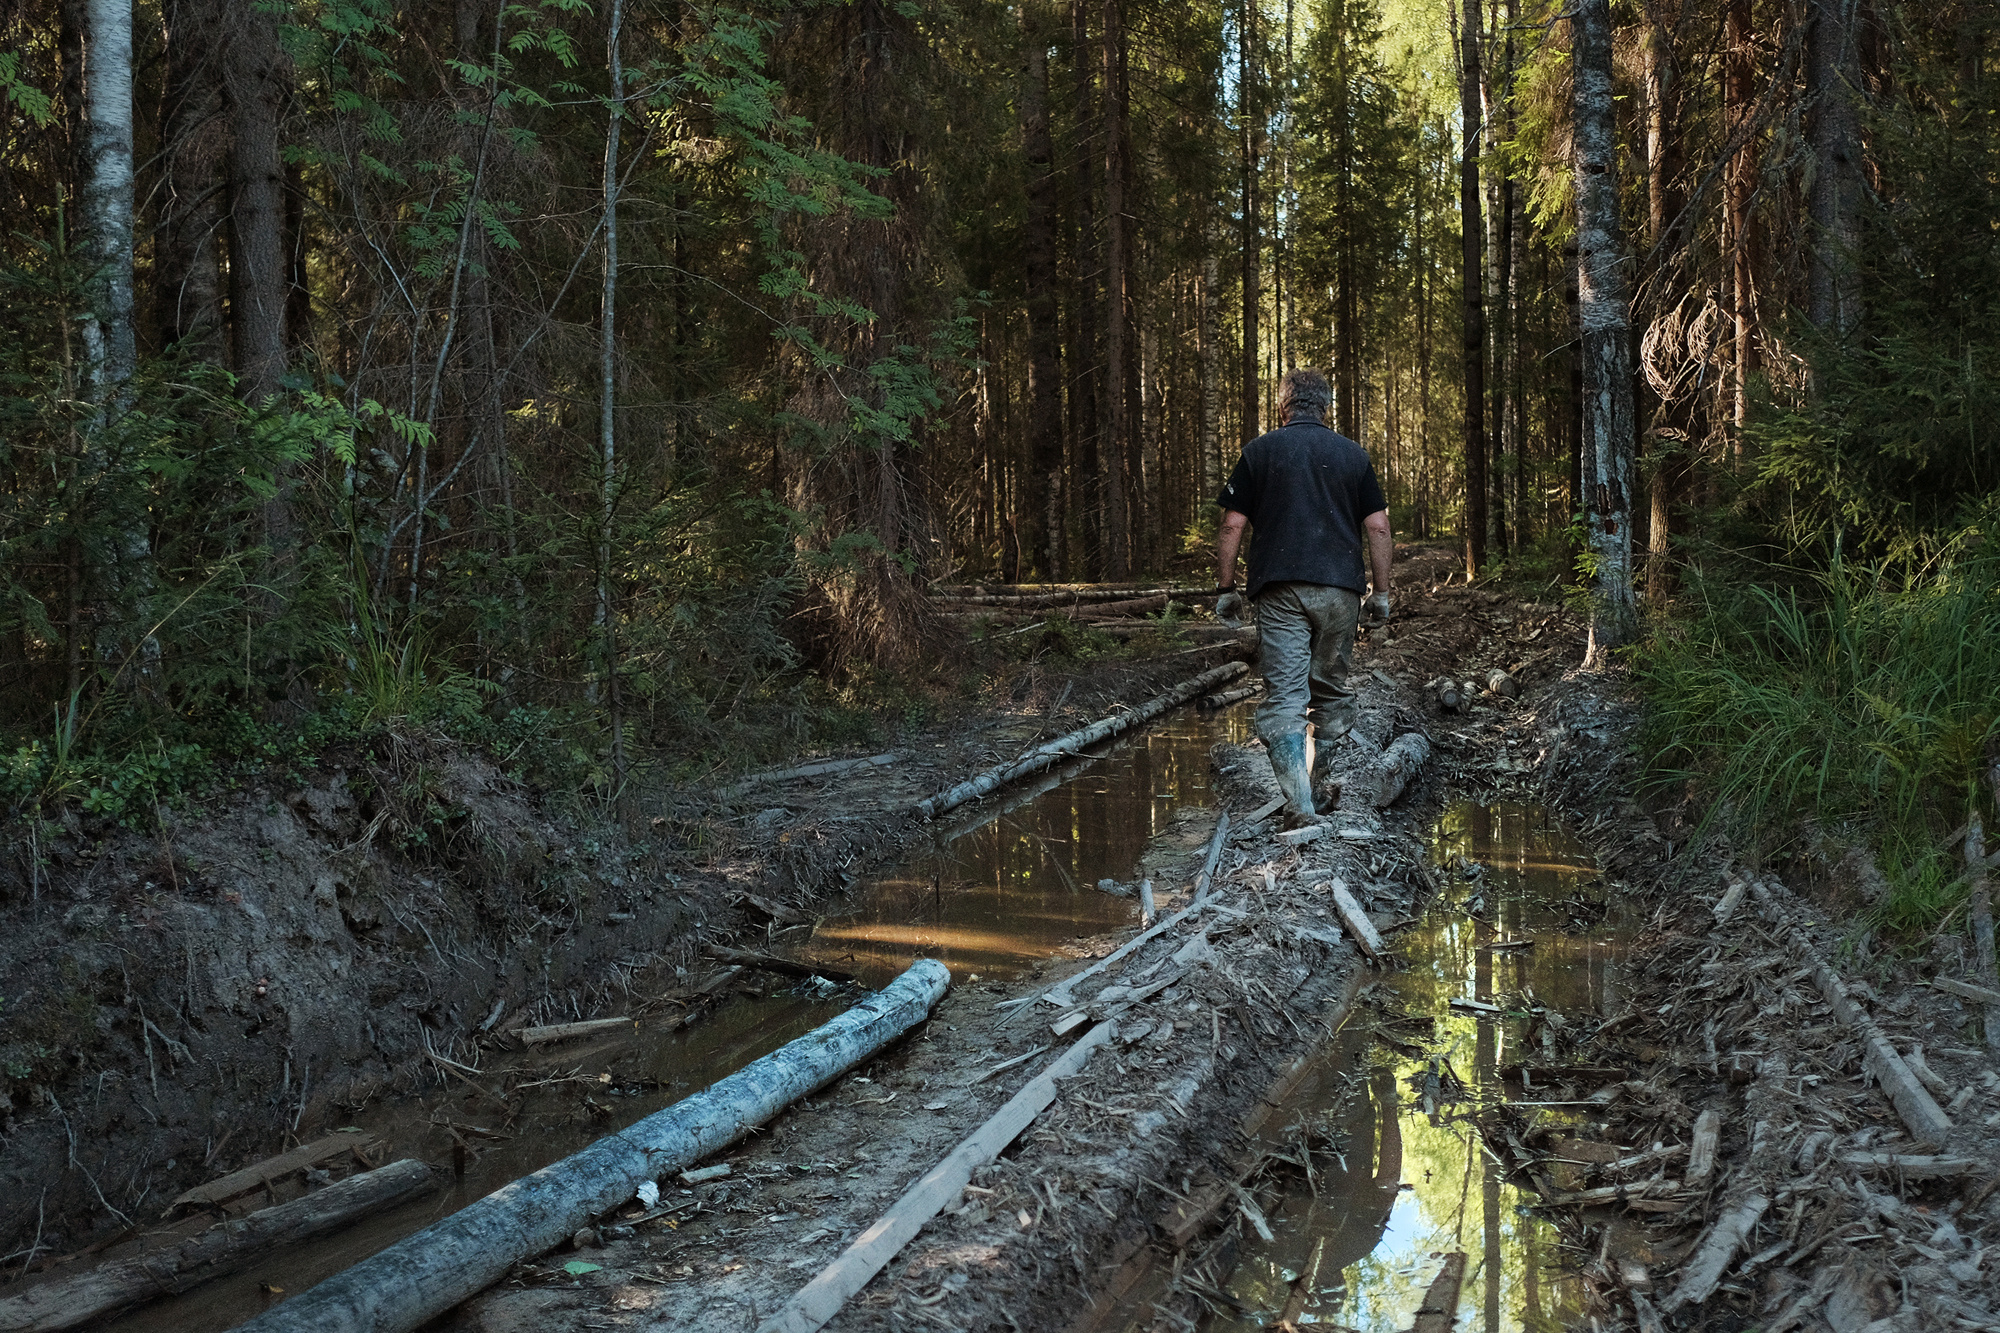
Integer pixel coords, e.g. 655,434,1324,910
1277,368,1332,423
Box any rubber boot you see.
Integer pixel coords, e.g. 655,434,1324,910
1264,731,1319,831
1311,740,1343,815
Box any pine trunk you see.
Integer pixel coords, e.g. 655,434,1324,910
1456,0,1487,577
1573,0,1637,662
1019,2,1065,580
1725,0,1759,441
1098,0,1130,579
1808,0,1863,335
1240,0,1260,443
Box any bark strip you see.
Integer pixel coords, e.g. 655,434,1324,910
755,1021,1115,1333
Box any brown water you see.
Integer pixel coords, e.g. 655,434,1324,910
1202,800,1630,1333
93,702,1253,1333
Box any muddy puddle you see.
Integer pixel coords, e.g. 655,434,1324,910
1197,800,1633,1332
93,703,1253,1333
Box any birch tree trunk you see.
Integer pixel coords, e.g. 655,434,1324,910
82,0,155,677
1573,0,1637,662
1453,0,1487,578
81,0,135,407
1808,0,1863,336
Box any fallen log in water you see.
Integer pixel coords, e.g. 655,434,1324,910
231,960,951,1333
702,944,856,985
0,1160,438,1333
915,662,1247,820
1410,1252,1468,1333
1199,684,1258,709
756,1021,1116,1333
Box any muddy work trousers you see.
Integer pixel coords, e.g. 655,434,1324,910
1253,581,1360,750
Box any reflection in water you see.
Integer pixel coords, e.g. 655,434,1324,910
99,702,1254,1333
1209,801,1627,1332
795,704,1253,986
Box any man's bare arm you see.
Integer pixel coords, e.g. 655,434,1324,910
1217,510,1250,588
1364,509,1393,596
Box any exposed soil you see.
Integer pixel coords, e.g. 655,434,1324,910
0,629,1251,1274
8,541,1994,1333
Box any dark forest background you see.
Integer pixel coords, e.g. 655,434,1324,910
3,0,1997,922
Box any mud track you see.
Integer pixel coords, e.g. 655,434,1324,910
12,542,1990,1332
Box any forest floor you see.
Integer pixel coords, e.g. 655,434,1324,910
4,544,1998,1333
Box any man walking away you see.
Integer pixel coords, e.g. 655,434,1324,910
1213,368,1393,830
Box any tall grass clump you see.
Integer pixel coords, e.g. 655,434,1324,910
1638,545,2000,931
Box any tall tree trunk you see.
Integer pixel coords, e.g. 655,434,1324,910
82,0,151,677
1455,0,1487,577
596,0,626,784
1200,214,1222,499
1574,0,1637,663
1808,0,1862,336
1069,0,1101,574
156,0,225,356
1240,0,1261,442
82,0,135,407
1019,1,1065,580
224,0,294,613
1643,5,1691,605
1725,0,1759,446
1482,0,1509,556
1098,0,1130,579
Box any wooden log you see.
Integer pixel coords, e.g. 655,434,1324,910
1411,1251,1468,1333
701,945,856,985
1746,877,1953,1142
1330,880,1384,962
169,1130,380,1213
1199,685,1258,709
915,663,1247,820
1275,824,1328,847
715,752,899,799
1192,813,1229,903
1275,1235,1326,1329
1483,668,1519,699
1662,1193,1768,1313
928,582,1201,601
1712,874,1747,924
1836,1152,1983,1177
1685,1109,1722,1185
515,1016,632,1046
999,895,1237,1020
1966,816,2000,1054
756,1022,1115,1333
1931,976,2000,1006
1138,879,1154,928
1370,732,1432,808
233,961,951,1333
0,1160,438,1333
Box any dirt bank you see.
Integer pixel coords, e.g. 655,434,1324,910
0,640,1249,1273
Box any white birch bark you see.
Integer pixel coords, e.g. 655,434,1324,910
81,0,135,407
1573,0,1637,662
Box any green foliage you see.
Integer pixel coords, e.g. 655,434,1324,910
1637,547,2000,930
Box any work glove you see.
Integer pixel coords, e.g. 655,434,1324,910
1215,589,1246,625
1362,591,1391,626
